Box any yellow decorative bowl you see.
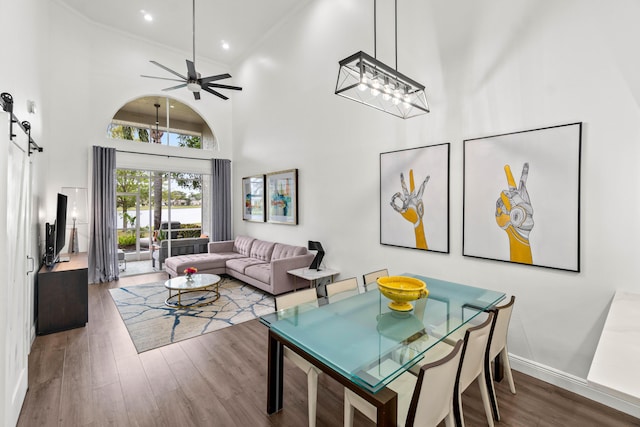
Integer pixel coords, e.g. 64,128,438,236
377,276,429,312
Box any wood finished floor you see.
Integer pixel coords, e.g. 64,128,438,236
17,273,640,427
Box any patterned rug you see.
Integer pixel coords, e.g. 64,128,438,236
109,277,275,353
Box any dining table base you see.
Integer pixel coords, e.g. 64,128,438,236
267,329,398,426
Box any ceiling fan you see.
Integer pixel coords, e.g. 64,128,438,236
140,0,242,100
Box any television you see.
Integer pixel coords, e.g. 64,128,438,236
44,193,68,266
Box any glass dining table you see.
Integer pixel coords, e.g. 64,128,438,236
260,273,505,427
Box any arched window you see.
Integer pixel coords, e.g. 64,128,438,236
107,96,216,150
107,96,215,275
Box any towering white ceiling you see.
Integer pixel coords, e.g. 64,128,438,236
55,0,312,66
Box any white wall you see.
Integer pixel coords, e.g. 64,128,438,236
41,0,236,252
233,0,640,414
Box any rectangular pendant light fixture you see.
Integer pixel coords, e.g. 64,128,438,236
335,51,429,119
334,0,429,119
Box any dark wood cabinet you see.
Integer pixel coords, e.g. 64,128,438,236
36,252,88,335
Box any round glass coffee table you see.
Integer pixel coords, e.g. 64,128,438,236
164,274,221,308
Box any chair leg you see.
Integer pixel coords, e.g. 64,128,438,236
501,348,516,394
484,357,500,421
343,389,355,427
307,369,318,427
477,375,495,427
453,389,465,427
444,402,456,427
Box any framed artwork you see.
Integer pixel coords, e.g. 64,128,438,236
266,169,298,225
380,143,450,253
242,175,265,222
463,122,582,272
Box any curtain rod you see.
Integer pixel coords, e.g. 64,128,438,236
115,148,224,162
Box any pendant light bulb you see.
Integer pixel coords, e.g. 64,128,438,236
358,76,368,91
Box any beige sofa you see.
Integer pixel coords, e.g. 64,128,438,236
164,236,314,295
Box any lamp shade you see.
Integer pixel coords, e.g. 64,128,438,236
60,187,88,225
308,241,325,270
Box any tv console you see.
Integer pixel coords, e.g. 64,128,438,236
36,252,88,335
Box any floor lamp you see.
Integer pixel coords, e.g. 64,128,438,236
69,215,79,253
62,187,88,254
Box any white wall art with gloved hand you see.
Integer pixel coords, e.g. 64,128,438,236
380,143,450,253
463,122,582,272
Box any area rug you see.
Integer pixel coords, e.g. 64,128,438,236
109,277,275,353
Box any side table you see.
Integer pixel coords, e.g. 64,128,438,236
287,267,339,297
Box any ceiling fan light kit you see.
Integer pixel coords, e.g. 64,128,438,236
335,0,429,119
141,0,242,101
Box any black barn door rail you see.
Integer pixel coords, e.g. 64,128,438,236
1,92,43,155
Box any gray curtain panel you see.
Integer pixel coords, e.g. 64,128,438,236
89,146,119,283
211,159,232,241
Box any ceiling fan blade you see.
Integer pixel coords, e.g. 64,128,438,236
141,75,185,83
202,86,229,100
193,91,201,100
162,83,188,91
206,83,243,91
200,73,232,84
186,60,197,80
150,60,187,80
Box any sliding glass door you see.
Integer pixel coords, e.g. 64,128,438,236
116,168,207,266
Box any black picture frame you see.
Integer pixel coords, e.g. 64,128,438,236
242,175,266,222
380,143,450,253
266,169,298,225
463,122,582,272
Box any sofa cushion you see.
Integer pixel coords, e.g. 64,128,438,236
245,263,271,285
272,243,307,260
250,240,275,261
164,253,227,273
226,257,267,274
233,236,255,256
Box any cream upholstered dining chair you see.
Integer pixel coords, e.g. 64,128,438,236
485,296,517,421
326,277,359,304
362,268,389,292
344,339,464,427
453,311,496,427
274,288,322,427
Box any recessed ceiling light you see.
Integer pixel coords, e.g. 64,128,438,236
140,10,153,21
221,41,230,50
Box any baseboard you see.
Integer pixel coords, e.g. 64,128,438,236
509,354,640,419
8,366,28,427
30,324,36,347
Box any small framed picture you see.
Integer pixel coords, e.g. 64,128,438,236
242,175,265,222
266,169,298,225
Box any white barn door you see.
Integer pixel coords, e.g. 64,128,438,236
1,111,32,427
